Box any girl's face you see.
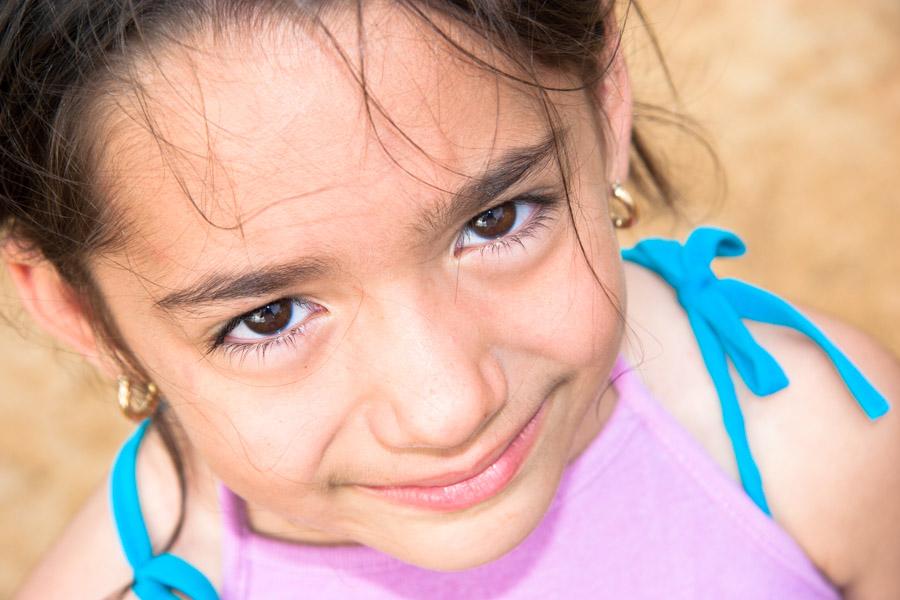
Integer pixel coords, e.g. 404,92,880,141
90,7,626,570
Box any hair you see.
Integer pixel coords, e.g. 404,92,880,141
0,0,691,595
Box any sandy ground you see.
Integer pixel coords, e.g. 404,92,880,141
2,0,898,595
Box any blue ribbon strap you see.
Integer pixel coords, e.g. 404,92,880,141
110,419,220,600
621,226,890,516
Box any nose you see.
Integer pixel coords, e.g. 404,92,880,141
357,285,507,451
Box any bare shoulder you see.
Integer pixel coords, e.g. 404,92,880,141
741,305,900,599
620,260,744,481
621,260,900,598
13,423,218,600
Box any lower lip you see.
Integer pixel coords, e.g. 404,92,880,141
357,399,550,512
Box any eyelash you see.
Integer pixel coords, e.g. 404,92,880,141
457,193,559,258
209,301,321,365
207,193,562,361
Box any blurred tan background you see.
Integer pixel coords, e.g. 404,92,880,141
2,0,898,595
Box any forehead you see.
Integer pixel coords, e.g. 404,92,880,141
93,4,590,277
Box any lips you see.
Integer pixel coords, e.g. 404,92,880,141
356,397,550,511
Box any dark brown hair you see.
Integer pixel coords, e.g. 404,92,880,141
1,0,686,595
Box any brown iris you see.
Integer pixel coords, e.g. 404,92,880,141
470,202,517,239
244,299,293,335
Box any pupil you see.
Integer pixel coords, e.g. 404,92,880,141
472,202,516,239
245,299,292,335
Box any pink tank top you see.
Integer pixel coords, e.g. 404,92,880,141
216,353,841,599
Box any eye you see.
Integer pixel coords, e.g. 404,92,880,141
469,202,520,239
218,298,320,344
455,195,559,256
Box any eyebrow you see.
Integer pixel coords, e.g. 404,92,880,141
153,126,568,314
414,126,566,238
154,260,331,313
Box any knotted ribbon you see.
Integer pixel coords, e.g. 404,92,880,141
621,226,890,516
111,418,220,600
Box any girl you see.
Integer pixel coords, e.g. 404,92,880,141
2,0,898,598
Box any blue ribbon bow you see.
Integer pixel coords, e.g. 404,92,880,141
621,226,890,515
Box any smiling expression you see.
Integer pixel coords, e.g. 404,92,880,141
87,2,627,570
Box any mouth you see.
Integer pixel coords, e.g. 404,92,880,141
356,396,551,512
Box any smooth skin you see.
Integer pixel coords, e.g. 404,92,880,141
7,4,900,599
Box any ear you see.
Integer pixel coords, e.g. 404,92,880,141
3,241,118,379
592,42,633,183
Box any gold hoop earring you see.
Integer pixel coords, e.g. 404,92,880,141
117,376,159,421
610,182,637,228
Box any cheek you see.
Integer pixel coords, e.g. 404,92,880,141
136,347,349,499
479,220,625,368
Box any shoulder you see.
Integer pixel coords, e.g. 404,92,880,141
14,422,220,600
622,260,900,597
742,305,900,598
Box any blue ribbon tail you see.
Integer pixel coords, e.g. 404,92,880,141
692,289,789,397
718,279,891,420
687,308,771,515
